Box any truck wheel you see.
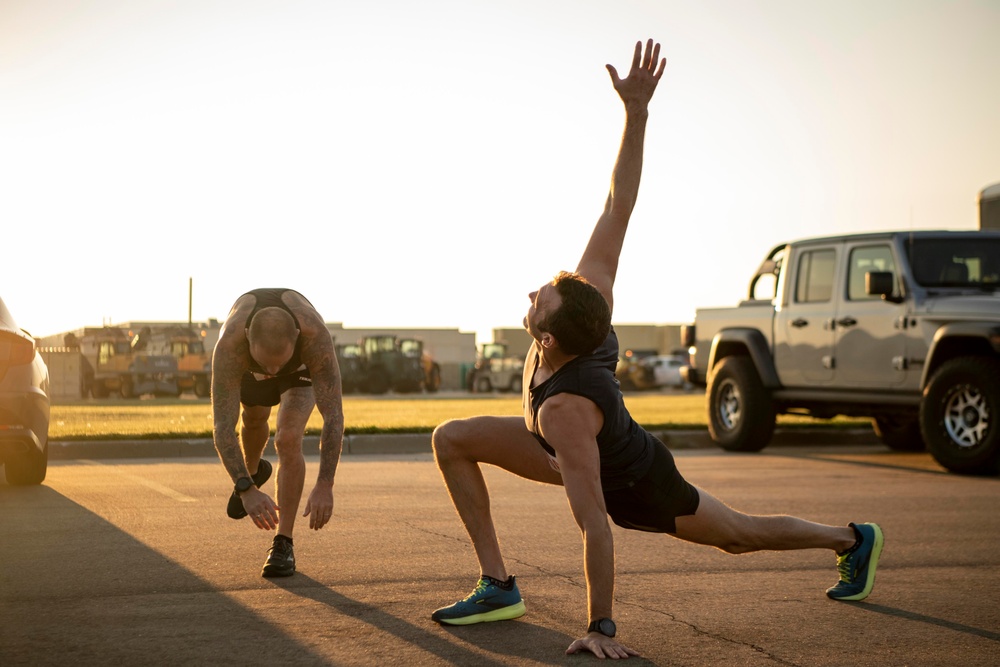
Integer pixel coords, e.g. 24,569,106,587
510,375,523,393
4,441,47,485
872,415,925,451
920,357,1000,475
426,365,441,393
707,356,775,452
92,383,110,399
120,378,135,399
366,368,390,395
476,376,492,393
194,377,211,398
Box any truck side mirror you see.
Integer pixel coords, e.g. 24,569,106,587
866,271,903,303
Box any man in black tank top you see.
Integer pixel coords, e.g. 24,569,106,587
430,41,882,659
212,288,346,578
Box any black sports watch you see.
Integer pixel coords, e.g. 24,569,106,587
587,618,617,638
234,476,254,494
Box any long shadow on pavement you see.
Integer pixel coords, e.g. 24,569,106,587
850,602,1000,644
0,484,327,666
272,574,644,666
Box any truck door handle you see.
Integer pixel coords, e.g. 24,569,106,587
836,317,857,328
791,318,809,328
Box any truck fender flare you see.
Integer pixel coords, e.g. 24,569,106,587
707,328,781,389
921,322,1000,388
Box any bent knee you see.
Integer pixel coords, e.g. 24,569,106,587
432,419,472,459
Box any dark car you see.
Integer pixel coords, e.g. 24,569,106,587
0,297,50,485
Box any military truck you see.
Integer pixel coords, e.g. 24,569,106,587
466,343,524,393
682,229,1000,475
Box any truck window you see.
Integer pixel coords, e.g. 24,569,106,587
848,245,897,300
795,249,835,303
907,237,1000,287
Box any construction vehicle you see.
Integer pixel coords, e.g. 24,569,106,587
336,335,440,395
131,326,212,397
335,342,364,394
466,343,524,393
70,328,179,398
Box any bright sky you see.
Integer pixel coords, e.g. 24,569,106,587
2,0,998,344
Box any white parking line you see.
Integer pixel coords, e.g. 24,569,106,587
80,460,198,502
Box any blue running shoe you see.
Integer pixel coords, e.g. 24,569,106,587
431,575,526,625
826,522,884,601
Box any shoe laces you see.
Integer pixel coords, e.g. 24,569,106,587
269,540,293,559
462,579,491,601
836,551,854,583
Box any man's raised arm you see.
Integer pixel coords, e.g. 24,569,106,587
576,39,665,312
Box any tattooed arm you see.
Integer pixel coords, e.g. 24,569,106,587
294,301,345,530
211,299,254,482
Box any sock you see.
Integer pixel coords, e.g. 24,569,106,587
274,534,293,547
482,574,514,591
837,524,863,557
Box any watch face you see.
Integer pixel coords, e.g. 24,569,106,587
598,618,616,637
235,477,253,493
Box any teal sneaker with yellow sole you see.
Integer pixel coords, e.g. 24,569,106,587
826,522,884,601
432,575,526,625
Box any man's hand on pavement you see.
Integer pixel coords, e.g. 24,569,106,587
566,633,640,660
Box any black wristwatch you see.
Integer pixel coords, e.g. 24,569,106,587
587,618,616,638
234,476,254,495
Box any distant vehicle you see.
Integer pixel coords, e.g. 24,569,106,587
0,297,50,485
69,327,179,398
615,348,658,390
467,343,524,393
335,335,440,395
640,355,691,389
683,229,1000,476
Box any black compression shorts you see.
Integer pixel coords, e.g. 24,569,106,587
240,368,312,407
602,438,701,534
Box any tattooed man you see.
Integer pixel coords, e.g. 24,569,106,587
211,288,344,577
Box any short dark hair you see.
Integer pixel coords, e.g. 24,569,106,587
538,271,611,355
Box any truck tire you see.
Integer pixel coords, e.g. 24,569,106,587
920,356,1000,475
426,365,441,393
510,375,523,393
366,367,390,395
194,376,211,398
476,376,492,393
872,415,925,451
4,441,47,485
92,383,110,399
707,356,775,452
120,377,135,399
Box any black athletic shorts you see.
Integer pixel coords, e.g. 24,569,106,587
602,438,701,534
240,367,313,407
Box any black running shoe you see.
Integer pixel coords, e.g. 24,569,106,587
226,459,273,520
261,537,295,578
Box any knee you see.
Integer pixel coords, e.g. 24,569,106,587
431,419,467,461
273,429,304,459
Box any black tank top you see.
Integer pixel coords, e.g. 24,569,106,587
525,327,656,491
242,288,308,377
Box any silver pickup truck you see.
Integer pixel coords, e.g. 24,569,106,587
682,229,1000,475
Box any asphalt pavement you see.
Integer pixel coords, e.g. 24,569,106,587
4,439,999,666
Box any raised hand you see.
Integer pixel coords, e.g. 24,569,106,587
606,39,666,109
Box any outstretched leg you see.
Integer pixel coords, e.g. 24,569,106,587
673,487,857,553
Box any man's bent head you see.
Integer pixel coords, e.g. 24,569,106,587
246,307,299,375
